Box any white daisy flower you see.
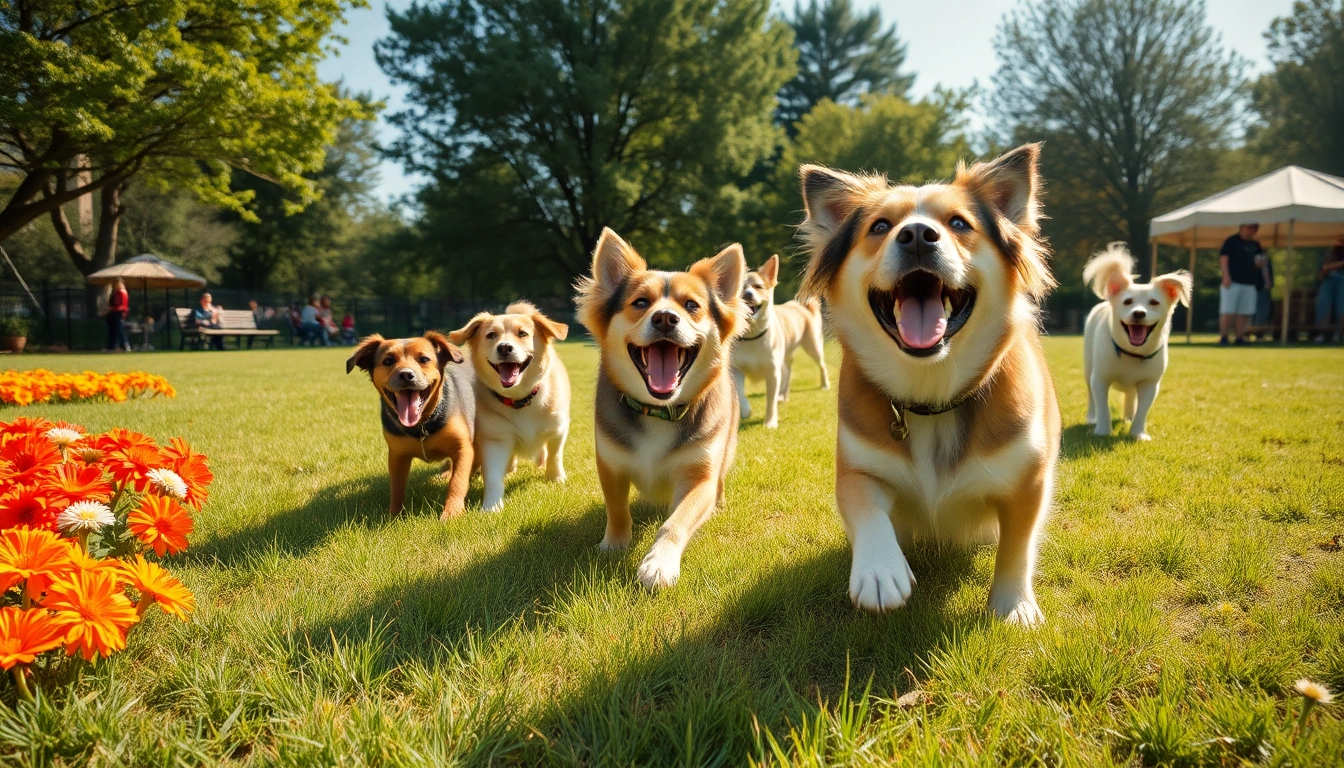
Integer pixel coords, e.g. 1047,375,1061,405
57,501,115,534
1296,679,1334,705
146,467,188,500
44,427,83,448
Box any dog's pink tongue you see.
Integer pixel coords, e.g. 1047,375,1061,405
497,362,522,388
395,391,422,427
896,296,947,349
1127,324,1148,346
645,343,681,394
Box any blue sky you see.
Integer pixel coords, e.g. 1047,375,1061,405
317,0,1297,203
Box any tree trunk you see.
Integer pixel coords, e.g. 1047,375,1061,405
0,168,120,244
1127,213,1150,281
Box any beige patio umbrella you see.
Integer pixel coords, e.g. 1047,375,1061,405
86,254,208,349
1149,166,1344,345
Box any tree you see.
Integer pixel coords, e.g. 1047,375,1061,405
775,0,913,130
1251,0,1344,175
0,0,372,279
377,0,795,292
992,0,1244,273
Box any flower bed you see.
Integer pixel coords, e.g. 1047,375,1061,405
0,417,210,701
0,370,175,407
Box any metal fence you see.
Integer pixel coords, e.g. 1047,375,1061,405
0,282,1218,352
0,284,580,352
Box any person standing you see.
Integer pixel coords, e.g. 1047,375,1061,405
1316,235,1344,343
104,278,131,352
1218,223,1264,345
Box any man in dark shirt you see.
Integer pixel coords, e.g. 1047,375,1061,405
1219,223,1265,345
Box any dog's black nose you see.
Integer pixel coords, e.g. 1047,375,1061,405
398,369,416,382
651,310,680,333
497,342,513,356
896,222,940,257
1132,308,1147,320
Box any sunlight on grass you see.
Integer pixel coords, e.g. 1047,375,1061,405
2,338,1342,764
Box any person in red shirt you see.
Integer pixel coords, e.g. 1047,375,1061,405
105,278,131,352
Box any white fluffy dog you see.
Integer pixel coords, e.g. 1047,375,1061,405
1083,244,1192,440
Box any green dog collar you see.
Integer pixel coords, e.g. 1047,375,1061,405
621,393,691,422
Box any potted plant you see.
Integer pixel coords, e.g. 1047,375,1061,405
1,316,30,353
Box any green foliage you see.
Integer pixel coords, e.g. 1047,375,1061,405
775,0,913,130
992,0,1245,274
0,315,30,337
377,0,795,299
0,0,374,243
1251,0,1344,175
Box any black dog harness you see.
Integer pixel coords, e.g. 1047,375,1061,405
490,387,540,409
1112,339,1164,360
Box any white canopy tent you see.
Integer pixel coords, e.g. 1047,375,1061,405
1149,165,1344,344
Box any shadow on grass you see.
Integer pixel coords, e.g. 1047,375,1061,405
294,521,983,766
188,463,548,566
1060,422,1126,460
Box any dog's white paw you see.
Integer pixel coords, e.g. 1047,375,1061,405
548,470,567,483
990,595,1044,626
599,532,630,551
1130,431,1151,442
481,497,504,513
636,544,681,589
741,404,752,419
849,554,915,612
763,418,779,429
1093,425,1111,437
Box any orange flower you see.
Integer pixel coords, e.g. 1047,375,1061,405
127,496,192,556
0,434,61,486
104,444,165,493
0,527,74,595
162,438,212,508
44,569,139,661
119,555,194,620
91,428,157,455
0,607,67,669
46,463,114,509
0,487,59,532
0,418,54,440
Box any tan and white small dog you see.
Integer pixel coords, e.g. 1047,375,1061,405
1082,244,1192,441
576,227,746,590
450,302,571,511
733,254,830,428
799,144,1061,625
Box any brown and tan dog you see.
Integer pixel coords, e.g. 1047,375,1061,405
576,227,747,589
798,144,1061,624
450,301,572,512
732,253,830,428
346,332,476,520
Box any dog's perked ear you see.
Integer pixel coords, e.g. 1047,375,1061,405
346,334,385,374
758,254,780,288
1083,243,1135,299
423,331,465,366
531,312,569,341
576,227,647,333
1156,270,1193,307
690,243,748,340
957,143,1042,234
799,165,870,235
448,313,492,346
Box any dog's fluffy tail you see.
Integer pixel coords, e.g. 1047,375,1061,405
505,300,538,315
1082,242,1135,299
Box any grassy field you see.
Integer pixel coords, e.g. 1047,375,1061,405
2,337,1343,766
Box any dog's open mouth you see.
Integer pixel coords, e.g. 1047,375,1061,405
386,387,428,428
491,357,532,389
869,271,976,357
628,341,699,400
745,302,761,316
1122,322,1154,347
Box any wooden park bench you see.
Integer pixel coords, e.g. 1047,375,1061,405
174,308,279,350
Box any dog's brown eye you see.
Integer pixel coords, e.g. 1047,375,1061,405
870,219,891,235
418,355,431,364
685,300,699,313
633,298,650,310
949,215,972,232
486,331,497,339
382,356,395,366
1123,298,1134,306
1149,299,1159,306
517,330,528,338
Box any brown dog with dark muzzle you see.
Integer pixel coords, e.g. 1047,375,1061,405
347,332,476,519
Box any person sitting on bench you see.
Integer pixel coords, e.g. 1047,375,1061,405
299,296,331,346
193,292,225,350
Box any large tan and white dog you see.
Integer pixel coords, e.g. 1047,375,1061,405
798,144,1061,625
733,254,830,428
576,227,746,590
1082,244,1192,441
450,301,571,511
